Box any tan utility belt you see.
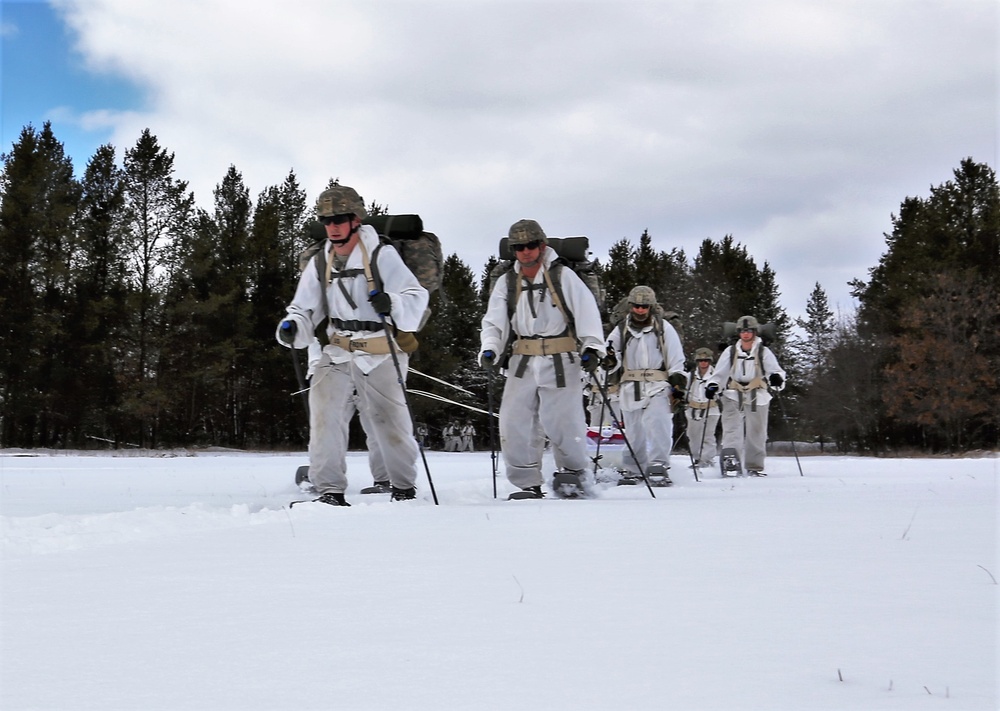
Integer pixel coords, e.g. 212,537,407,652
728,377,766,392
688,400,718,410
330,334,391,355
621,368,668,383
512,336,577,356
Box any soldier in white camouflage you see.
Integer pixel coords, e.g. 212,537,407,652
480,219,606,499
277,185,428,505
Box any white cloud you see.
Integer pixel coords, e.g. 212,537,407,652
49,0,998,318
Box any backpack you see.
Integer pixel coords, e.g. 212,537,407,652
297,214,443,350
490,235,606,325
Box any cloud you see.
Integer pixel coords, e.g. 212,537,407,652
48,0,997,317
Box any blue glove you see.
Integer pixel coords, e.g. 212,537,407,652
705,382,719,400
369,290,391,316
278,320,297,345
481,350,496,369
580,348,600,374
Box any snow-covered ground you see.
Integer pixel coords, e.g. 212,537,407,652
1,448,996,710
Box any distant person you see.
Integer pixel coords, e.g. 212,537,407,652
685,347,720,466
706,316,786,476
460,421,476,451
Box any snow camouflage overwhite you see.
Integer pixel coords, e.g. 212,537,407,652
1,449,997,710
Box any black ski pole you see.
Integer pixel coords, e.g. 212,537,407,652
487,361,498,499
588,372,655,499
773,390,804,477
289,345,310,419
681,404,701,483
590,386,610,480
378,311,440,504
696,404,711,480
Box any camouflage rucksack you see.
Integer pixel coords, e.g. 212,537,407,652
490,235,606,323
297,214,443,350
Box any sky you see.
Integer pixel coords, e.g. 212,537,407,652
1,450,997,709
1,0,997,321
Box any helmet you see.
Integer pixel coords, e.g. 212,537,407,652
316,185,367,219
737,315,759,331
628,285,657,306
694,347,714,361
508,219,548,245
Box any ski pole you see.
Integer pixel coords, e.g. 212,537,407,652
773,390,804,477
378,310,440,504
487,361,498,499
588,372,655,499
289,345,310,419
590,385,609,480
681,405,701,483
696,404,711,480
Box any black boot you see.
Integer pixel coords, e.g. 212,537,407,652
390,486,417,501
315,492,350,507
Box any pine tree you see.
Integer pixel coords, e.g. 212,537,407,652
0,122,81,446
119,129,194,446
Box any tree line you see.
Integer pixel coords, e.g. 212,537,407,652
1,123,996,453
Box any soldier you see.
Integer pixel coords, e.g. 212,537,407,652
460,421,476,452
604,285,686,486
480,219,606,499
277,185,428,505
706,315,786,476
686,347,721,466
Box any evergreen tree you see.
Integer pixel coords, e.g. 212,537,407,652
68,144,128,445
795,283,835,381
119,129,194,446
0,122,81,446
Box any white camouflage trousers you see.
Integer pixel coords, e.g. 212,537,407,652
620,393,674,475
719,397,769,472
308,353,417,493
499,356,589,489
685,408,720,464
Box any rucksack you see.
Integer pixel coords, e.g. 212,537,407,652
297,214,442,350
490,235,606,325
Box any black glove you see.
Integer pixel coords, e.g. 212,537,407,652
769,373,784,388
368,290,392,316
668,371,687,398
481,350,496,369
580,348,600,374
601,345,617,371
683,360,695,373
705,382,719,400
278,320,297,345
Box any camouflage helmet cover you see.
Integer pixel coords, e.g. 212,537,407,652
507,219,548,245
694,347,714,361
316,185,367,219
628,285,657,306
737,315,760,331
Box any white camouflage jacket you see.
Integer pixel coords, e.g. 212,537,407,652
276,225,428,375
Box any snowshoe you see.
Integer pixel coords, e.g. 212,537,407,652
390,486,417,501
360,481,392,494
616,470,641,486
289,491,350,508
748,470,767,477
720,448,742,478
508,485,545,500
647,463,673,487
552,470,587,499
